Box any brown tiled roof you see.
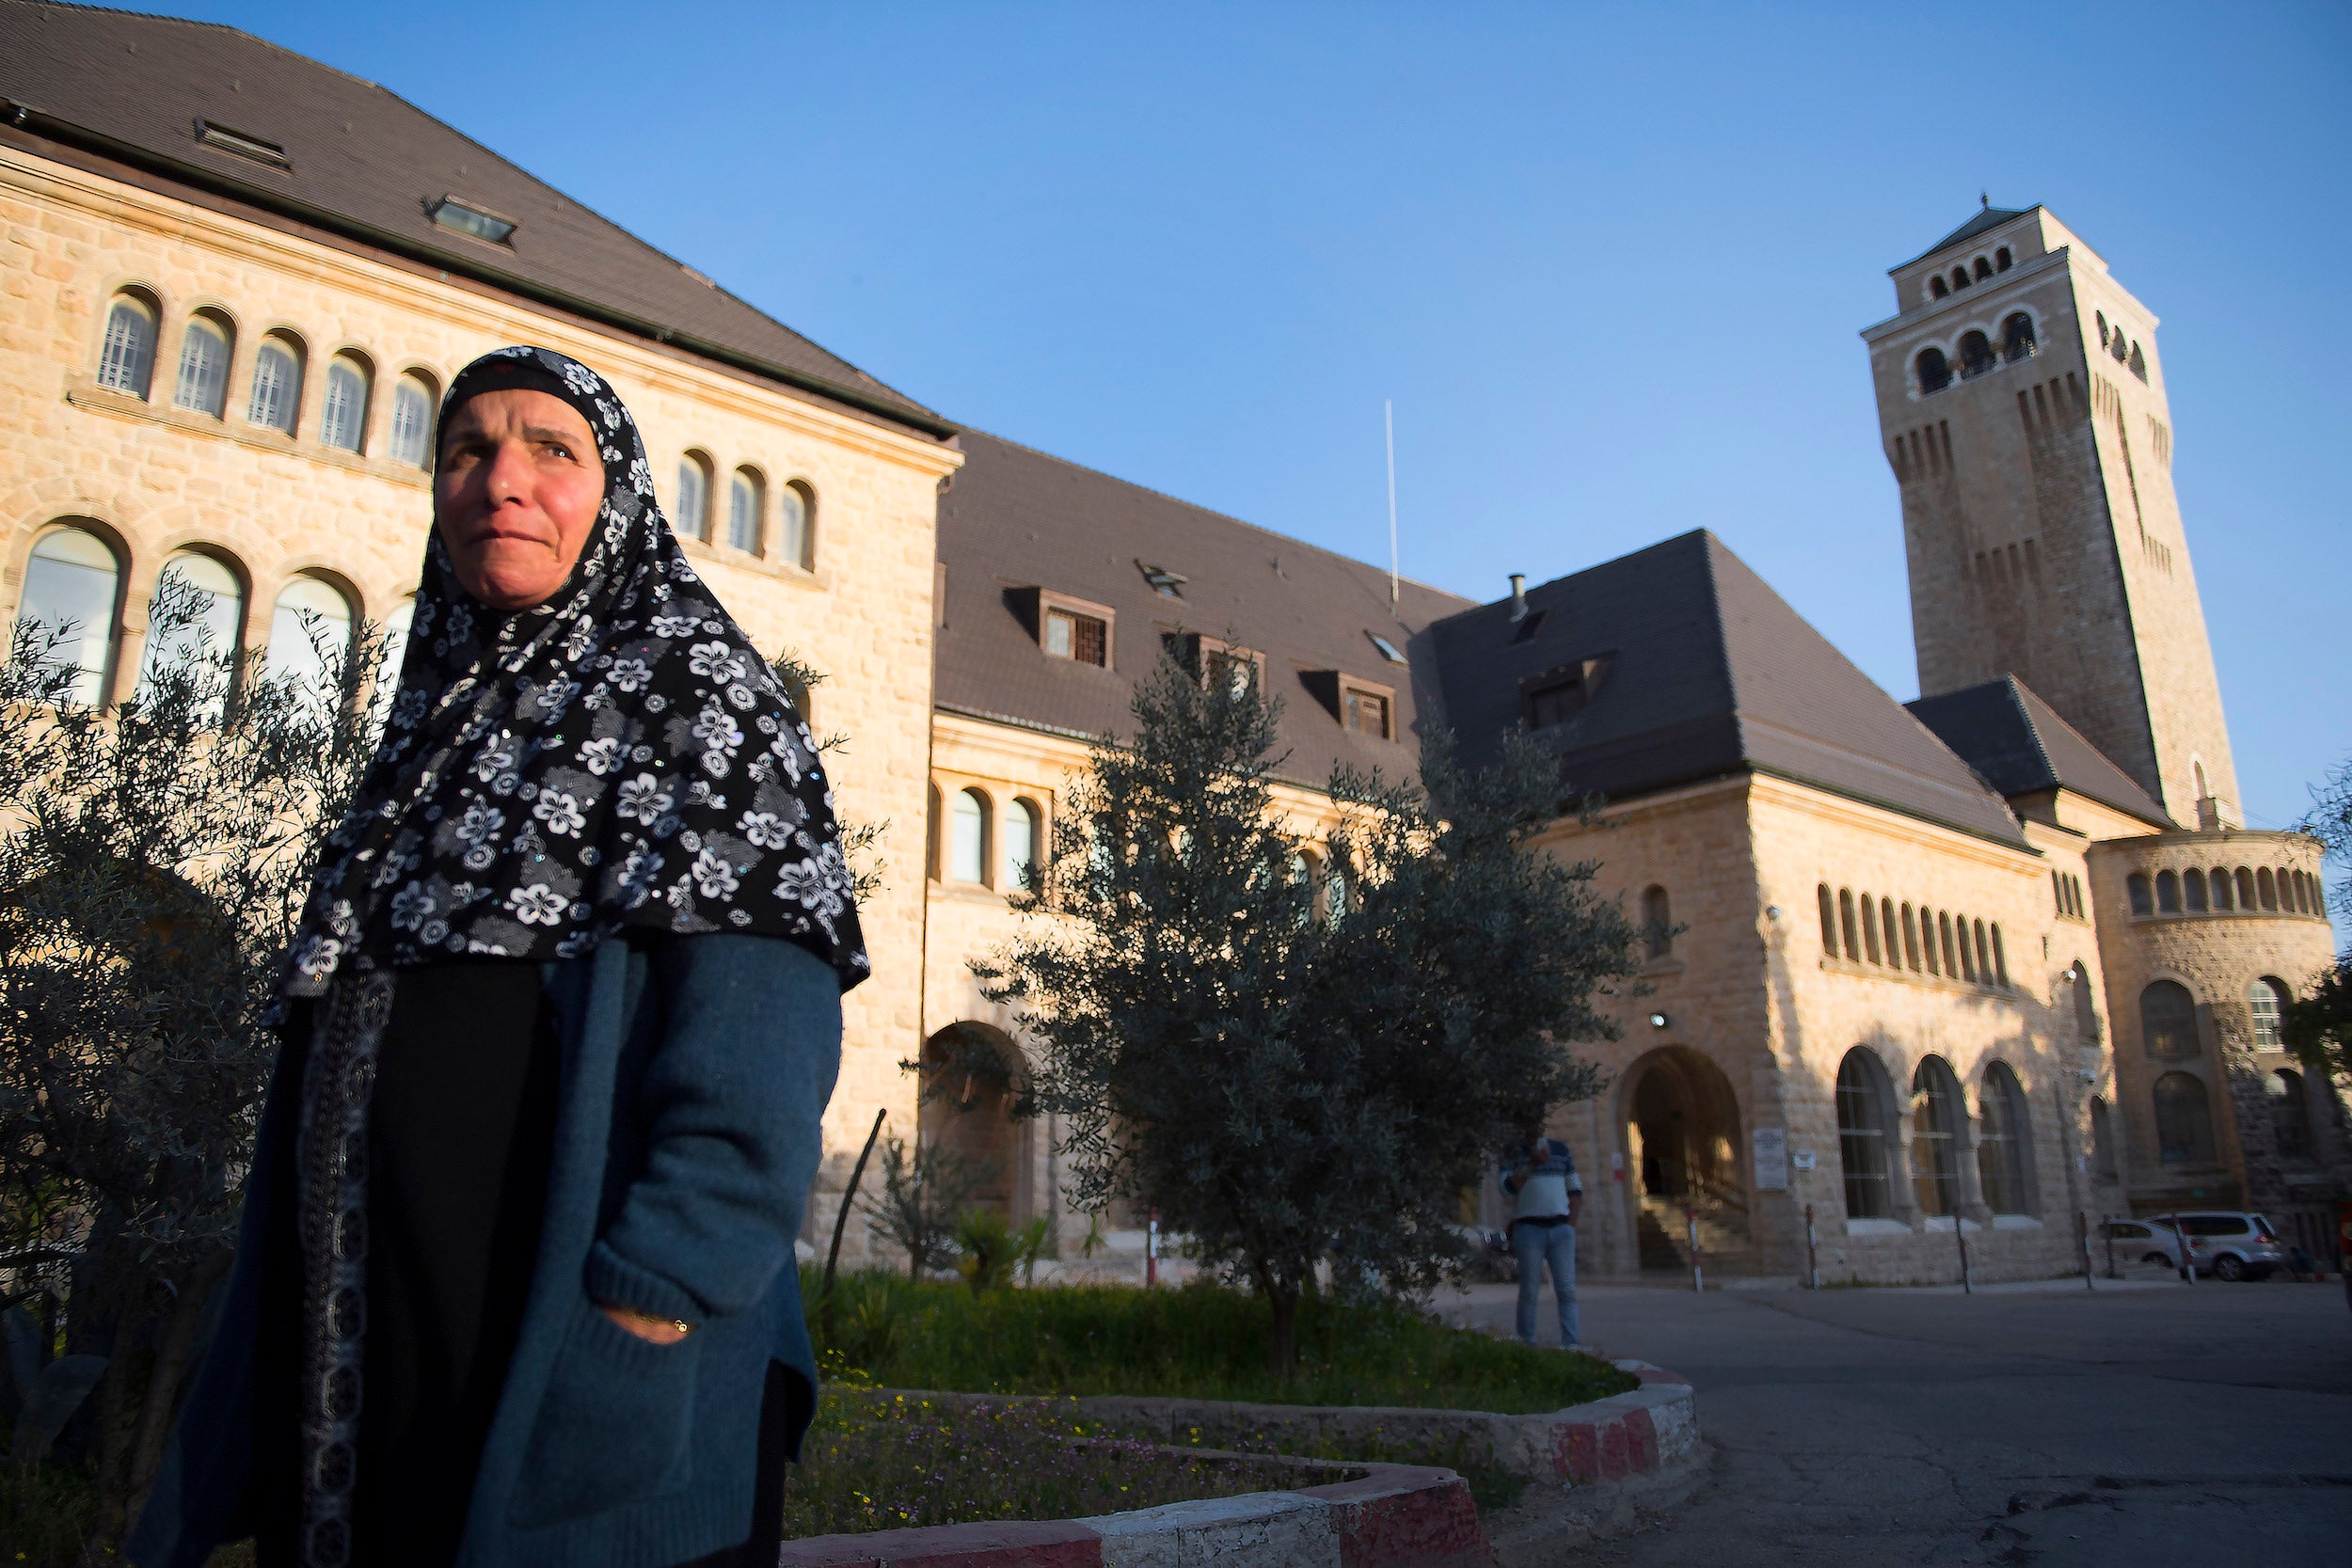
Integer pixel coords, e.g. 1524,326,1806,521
1430,531,2030,847
0,0,948,436
1907,676,2172,830
933,431,1474,788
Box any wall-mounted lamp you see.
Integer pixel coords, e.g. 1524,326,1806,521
1649,1012,1671,1030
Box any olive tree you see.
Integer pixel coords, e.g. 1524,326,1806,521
977,647,1636,1372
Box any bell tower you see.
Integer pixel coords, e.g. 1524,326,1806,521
1860,204,2239,828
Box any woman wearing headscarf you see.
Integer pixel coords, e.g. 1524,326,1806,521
132,346,862,1568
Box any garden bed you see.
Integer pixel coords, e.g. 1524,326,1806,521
812,1273,1635,1414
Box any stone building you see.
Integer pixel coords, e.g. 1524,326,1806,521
4,4,2341,1278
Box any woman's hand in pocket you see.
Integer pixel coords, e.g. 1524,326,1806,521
597,1301,691,1345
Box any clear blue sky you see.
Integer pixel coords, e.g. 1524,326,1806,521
162,1,2352,840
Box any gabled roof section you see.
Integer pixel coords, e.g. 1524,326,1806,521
0,0,948,436
1892,203,2038,273
1431,531,2028,847
933,432,1474,787
1907,676,2173,830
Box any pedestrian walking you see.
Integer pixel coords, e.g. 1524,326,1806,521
1502,1119,1583,1351
132,347,863,1568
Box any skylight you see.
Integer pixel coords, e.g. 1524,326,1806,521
1367,633,1407,665
1136,562,1186,597
429,196,516,245
194,119,290,170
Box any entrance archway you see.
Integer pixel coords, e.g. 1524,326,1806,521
917,1022,1027,1217
1620,1046,1750,1273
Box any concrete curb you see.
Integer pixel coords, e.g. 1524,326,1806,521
772,1458,1490,1567
873,1359,1698,1487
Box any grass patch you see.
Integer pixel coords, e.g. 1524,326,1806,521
782,1388,1315,1535
810,1270,1633,1415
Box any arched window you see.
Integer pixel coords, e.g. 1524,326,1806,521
2127,873,2153,915
728,467,764,555
2234,867,2256,909
2249,977,2289,1050
1883,901,1902,971
1958,331,1995,378
1938,910,1958,976
2110,330,2129,364
2268,1070,2312,1158
1974,919,1993,983
1838,889,1859,960
1971,256,1993,281
1915,347,1951,394
2090,1097,2118,1181
1989,924,2008,986
1929,275,1949,300
2192,758,2210,800
1951,267,1971,292
1900,903,1921,970
264,576,354,712
1860,895,1881,963
320,353,371,452
2139,980,2198,1061
1977,1063,2032,1215
1994,246,2012,272
1642,884,1672,959
2000,311,2036,362
2153,1072,2215,1164
137,550,244,695
1920,905,1940,976
97,292,158,397
1835,1049,1895,1219
2183,868,2208,912
2127,342,2147,381
779,480,815,570
1818,884,1837,956
1326,862,1350,924
247,333,304,434
14,525,121,705
2290,870,2310,913
2096,311,2110,347
675,452,713,542
2256,867,2277,910
949,787,988,884
2069,960,2101,1044
1956,915,1978,982
388,372,437,468
2209,866,2234,911
1003,797,1041,892
1911,1056,1965,1218
2154,870,2180,912
2274,866,2295,910
172,311,233,416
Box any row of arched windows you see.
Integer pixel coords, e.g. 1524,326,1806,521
2140,974,2296,1059
97,289,437,467
1915,313,2039,394
2094,312,2149,383
10,521,405,711
674,452,817,570
934,784,1045,891
2126,864,2319,918
1818,884,2009,987
1835,1049,2035,1220
1924,245,2015,302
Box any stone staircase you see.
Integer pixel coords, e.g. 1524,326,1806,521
1636,1190,1755,1275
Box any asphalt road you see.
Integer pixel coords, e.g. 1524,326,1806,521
1438,1270,2352,1567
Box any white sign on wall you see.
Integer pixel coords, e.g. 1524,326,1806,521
1752,1126,1789,1192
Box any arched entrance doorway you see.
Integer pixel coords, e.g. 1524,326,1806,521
1621,1047,1750,1274
917,1022,1027,1218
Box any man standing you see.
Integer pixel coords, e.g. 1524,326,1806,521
1502,1121,1583,1351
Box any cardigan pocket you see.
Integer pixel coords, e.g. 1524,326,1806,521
509,1294,702,1527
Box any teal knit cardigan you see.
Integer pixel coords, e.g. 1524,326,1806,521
130,933,843,1568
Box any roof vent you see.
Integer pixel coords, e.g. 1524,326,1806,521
193,118,290,171
1136,562,1186,597
1508,573,1528,621
429,196,516,246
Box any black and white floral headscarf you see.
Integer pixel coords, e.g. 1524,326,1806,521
284,344,867,995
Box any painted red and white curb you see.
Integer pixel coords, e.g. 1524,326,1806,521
772,1459,1491,1567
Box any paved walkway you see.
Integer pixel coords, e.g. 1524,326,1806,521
1436,1271,2352,1565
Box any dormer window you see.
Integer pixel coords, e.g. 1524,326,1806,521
1522,657,1612,729
1136,562,1186,597
195,119,291,170
1046,608,1105,664
1163,631,1261,694
1342,679,1392,739
429,196,516,246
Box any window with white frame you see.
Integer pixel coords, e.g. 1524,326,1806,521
247,335,304,434
98,293,158,397
389,373,436,468
321,354,371,453
172,313,232,416
13,525,122,705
